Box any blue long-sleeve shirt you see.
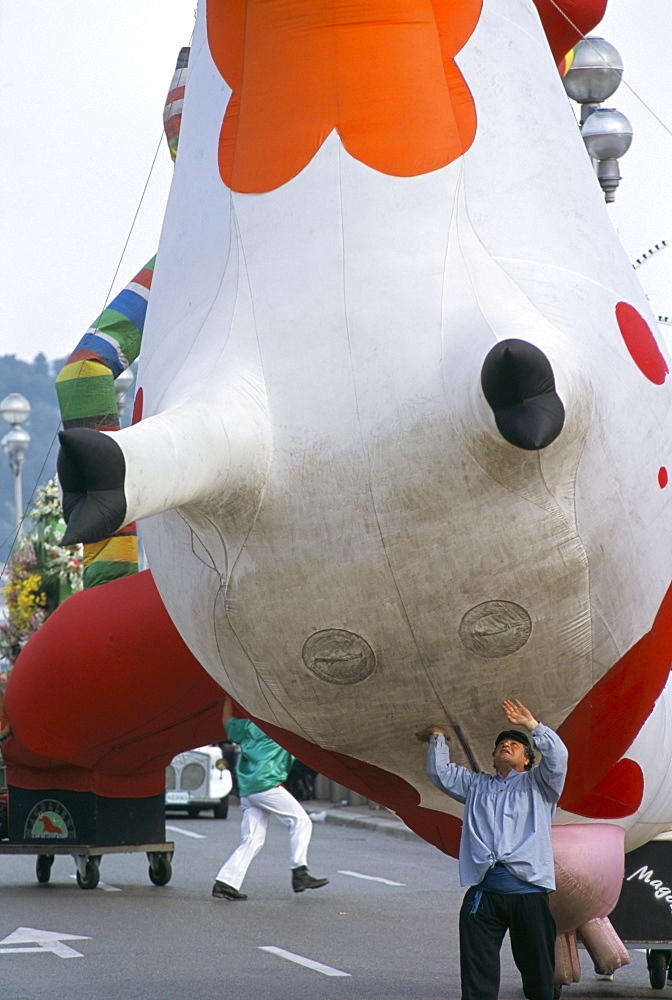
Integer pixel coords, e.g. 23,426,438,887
426,723,568,890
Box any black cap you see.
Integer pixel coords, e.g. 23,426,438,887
494,729,531,750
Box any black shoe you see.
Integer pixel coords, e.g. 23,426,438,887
291,866,329,893
212,880,247,900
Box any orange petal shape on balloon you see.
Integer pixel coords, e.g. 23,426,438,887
207,0,482,193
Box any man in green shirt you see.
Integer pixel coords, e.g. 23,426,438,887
212,696,329,900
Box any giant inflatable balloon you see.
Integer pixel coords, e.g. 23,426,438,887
15,0,672,982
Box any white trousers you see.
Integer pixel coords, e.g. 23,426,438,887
216,785,313,890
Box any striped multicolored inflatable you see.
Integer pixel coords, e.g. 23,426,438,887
54,48,189,588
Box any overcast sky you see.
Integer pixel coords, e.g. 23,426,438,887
2,1,671,365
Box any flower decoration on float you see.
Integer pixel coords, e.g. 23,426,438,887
0,479,83,667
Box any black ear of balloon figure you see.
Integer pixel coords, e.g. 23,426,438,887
480,339,565,450
57,428,127,545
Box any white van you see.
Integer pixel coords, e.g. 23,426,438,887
165,745,233,818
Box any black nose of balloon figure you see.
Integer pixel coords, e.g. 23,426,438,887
480,339,565,450
57,428,127,545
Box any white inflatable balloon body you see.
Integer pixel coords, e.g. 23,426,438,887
59,0,672,910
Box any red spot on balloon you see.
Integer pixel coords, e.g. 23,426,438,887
659,467,669,489
132,387,144,425
616,302,668,385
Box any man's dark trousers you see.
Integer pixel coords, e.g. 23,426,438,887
459,887,556,1000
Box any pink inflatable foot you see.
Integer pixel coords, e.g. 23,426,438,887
551,824,631,985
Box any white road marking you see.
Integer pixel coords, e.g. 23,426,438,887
0,927,90,959
166,824,207,839
68,875,120,892
0,943,84,958
338,869,405,886
259,946,350,977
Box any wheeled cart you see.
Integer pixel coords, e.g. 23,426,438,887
0,840,174,889
1,784,175,890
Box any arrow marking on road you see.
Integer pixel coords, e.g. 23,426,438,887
259,947,350,977
166,824,207,839
338,870,406,886
0,927,90,959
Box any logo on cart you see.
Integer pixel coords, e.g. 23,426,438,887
24,800,76,840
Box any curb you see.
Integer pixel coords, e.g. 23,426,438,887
306,803,421,841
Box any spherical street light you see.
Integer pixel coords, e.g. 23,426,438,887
563,37,623,121
581,108,633,160
581,108,633,203
0,393,31,429
0,393,31,537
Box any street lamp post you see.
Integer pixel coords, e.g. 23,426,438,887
0,394,31,537
563,37,633,204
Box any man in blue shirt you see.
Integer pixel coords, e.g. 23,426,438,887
417,699,567,1000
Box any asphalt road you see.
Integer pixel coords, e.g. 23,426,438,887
0,805,665,1000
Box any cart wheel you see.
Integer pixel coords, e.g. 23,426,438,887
148,855,172,886
36,854,54,884
647,949,669,989
76,857,100,890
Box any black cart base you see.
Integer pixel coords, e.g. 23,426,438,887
1,785,174,888
0,840,175,888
